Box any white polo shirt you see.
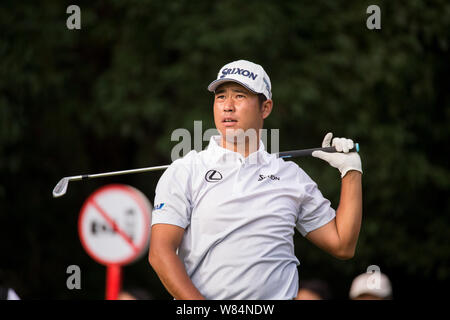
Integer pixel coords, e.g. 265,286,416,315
151,136,336,300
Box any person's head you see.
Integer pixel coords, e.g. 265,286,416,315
295,279,332,300
349,272,393,300
208,60,273,146
118,287,153,300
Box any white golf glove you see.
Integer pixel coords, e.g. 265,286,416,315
312,132,362,178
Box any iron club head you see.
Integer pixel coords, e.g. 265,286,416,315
53,177,69,198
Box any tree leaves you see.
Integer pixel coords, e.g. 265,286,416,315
1,0,448,299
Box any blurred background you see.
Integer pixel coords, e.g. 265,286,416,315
1,0,449,299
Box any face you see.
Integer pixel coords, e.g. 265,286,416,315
295,289,323,300
353,294,385,300
213,82,272,145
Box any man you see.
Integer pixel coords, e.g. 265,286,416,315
349,272,393,300
148,60,363,300
295,279,333,300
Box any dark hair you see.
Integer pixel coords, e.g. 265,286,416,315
214,83,268,109
299,279,333,300
258,93,267,108
121,287,153,300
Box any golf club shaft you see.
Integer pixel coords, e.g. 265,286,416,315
71,164,171,181
52,143,359,197
278,143,359,158
67,145,358,180
51,165,171,198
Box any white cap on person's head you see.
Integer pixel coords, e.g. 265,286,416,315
349,272,393,299
207,60,272,100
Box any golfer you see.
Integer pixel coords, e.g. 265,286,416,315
148,60,362,300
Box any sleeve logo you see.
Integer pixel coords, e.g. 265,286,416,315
154,203,165,210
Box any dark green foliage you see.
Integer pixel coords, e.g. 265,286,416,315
1,0,448,299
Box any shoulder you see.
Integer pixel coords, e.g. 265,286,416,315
168,150,200,170
274,156,301,174
157,150,199,184
275,157,315,184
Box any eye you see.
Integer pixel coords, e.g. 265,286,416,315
236,94,245,99
216,95,225,100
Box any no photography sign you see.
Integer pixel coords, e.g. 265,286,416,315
78,184,152,299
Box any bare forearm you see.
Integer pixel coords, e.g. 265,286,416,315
336,170,362,258
150,249,205,300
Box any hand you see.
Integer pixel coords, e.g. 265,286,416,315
312,132,362,178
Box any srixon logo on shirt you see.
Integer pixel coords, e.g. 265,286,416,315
258,174,280,182
220,68,258,80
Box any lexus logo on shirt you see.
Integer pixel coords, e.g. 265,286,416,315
205,170,223,182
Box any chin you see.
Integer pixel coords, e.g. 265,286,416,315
222,128,260,146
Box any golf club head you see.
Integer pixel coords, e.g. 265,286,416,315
53,177,69,198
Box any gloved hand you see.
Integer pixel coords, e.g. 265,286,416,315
312,132,362,178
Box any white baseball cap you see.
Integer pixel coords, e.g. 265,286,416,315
349,272,393,299
208,60,272,100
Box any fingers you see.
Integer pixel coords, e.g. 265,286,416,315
348,139,354,151
332,137,354,153
312,150,334,162
322,132,333,148
331,138,342,152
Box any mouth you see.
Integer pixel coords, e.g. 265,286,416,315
222,118,238,127
222,118,238,123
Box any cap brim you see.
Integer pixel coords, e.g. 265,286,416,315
207,78,258,95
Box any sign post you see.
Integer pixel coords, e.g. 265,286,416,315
78,184,152,300
105,264,122,300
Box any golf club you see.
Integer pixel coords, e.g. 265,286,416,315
52,143,359,198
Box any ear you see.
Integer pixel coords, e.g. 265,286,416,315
261,99,273,120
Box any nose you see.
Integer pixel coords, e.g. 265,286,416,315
223,97,235,112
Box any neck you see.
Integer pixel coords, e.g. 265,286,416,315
221,135,260,158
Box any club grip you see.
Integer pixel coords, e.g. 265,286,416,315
278,143,359,159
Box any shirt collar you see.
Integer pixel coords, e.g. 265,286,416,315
206,135,271,166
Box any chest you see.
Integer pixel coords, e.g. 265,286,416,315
190,163,300,234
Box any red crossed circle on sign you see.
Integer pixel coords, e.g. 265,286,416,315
78,184,151,266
